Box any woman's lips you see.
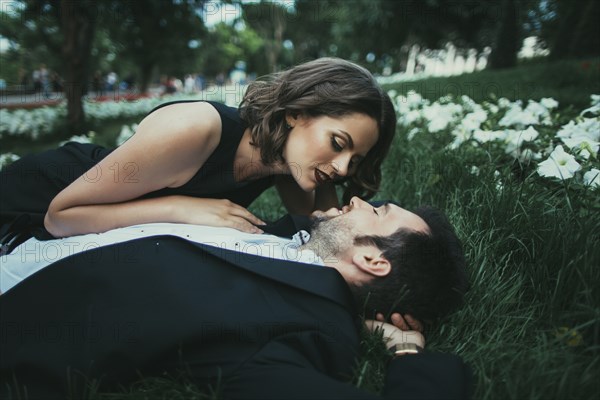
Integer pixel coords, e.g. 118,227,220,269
314,169,330,185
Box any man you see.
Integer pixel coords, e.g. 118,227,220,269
0,197,470,399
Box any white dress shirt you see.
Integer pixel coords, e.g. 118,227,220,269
0,223,323,294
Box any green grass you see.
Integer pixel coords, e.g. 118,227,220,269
384,57,600,110
370,136,600,399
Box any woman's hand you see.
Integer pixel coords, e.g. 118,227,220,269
364,319,425,351
173,197,266,234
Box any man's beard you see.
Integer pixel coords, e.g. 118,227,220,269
301,214,354,264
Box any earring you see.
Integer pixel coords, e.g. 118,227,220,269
285,121,292,130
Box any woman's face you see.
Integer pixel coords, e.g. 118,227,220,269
282,112,379,192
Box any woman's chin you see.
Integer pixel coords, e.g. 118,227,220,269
297,178,318,192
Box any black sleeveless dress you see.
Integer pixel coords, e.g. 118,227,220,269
0,101,275,239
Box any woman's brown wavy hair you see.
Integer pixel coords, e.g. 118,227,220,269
239,57,397,203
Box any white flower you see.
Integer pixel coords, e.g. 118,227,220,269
505,126,539,157
497,98,512,108
498,103,540,128
557,118,600,141
577,119,600,141
561,136,599,159
423,102,463,133
537,145,582,180
0,153,20,170
438,95,454,104
524,100,552,125
583,168,600,188
399,109,422,127
470,166,480,176
448,125,472,149
487,104,500,114
494,170,503,191
540,97,559,109
580,104,600,117
407,127,420,141
556,120,579,139
472,129,507,143
460,95,478,112
521,126,539,141
461,106,488,132
396,91,425,112
525,101,547,117
581,94,600,116
60,134,92,145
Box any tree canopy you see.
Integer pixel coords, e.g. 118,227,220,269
1,0,597,132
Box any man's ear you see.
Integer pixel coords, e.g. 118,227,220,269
352,248,391,278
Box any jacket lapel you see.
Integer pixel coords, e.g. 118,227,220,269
191,241,356,312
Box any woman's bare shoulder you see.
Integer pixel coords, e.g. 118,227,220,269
140,101,222,139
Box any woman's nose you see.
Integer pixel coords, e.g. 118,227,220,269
332,155,351,177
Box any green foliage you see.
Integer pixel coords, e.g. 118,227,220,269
0,0,207,88
105,0,207,87
196,22,264,77
0,0,64,81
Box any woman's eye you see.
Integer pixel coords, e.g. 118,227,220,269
331,137,343,151
373,207,379,216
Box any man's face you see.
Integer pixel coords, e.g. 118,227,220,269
305,197,429,261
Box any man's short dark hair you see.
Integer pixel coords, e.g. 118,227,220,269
352,206,468,323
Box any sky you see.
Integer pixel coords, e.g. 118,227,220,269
202,0,295,27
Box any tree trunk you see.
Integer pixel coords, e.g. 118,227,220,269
549,0,582,60
263,7,286,73
488,0,520,69
568,0,600,58
139,63,155,94
60,0,97,136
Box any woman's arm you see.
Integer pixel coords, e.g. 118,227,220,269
275,176,340,215
45,102,264,237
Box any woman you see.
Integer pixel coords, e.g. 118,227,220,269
0,58,397,239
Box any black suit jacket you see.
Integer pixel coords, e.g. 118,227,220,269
0,235,471,399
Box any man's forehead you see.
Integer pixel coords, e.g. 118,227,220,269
370,200,430,234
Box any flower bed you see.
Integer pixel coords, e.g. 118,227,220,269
389,90,600,189
0,85,246,141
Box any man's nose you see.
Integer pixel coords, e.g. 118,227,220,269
349,196,368,209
